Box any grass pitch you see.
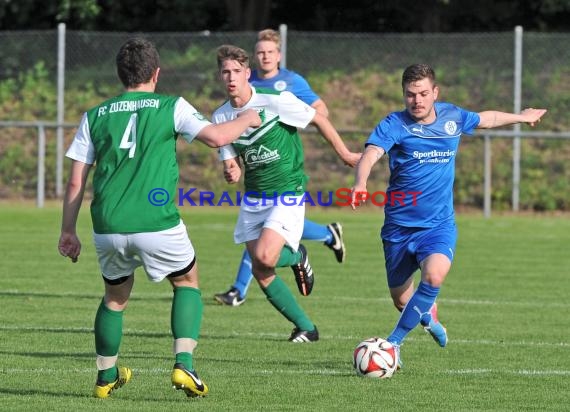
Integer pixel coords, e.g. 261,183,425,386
1,204,568,411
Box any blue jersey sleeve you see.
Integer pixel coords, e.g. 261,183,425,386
460,109,480,135
365,113,401,152
287,72,320,106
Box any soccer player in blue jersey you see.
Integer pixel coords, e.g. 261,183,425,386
214,29,348,306
351,63,546,368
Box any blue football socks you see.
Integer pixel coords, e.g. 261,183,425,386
302,219,332,244
387,281,440,345
232,249,253,298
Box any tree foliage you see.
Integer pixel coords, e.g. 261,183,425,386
2,0,570,32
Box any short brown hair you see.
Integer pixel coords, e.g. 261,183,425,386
257,28,281,50
116,37,160,88
216,45,250,70
402,63,436,90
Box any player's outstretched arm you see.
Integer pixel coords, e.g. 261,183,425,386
197,109,261,148
311,112,361,167
351,145,385,210
59,160,91,263
477,108,547,129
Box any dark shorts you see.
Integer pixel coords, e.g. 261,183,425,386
382,222,457,288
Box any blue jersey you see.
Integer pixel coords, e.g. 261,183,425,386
250,68,320,106
366,102,480,229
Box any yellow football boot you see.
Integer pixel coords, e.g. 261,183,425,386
93,366,132,399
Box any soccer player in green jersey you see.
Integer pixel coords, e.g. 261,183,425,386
212,44,361,342
57,37,260,399
214,28,349,307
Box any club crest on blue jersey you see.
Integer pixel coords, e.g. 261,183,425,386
274,80,287,91
444,120,458,135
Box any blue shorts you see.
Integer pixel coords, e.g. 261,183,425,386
381,222,457,288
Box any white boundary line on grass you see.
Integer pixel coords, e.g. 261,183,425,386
5,289,570,308
445,369,570,376
2,325,569,348
2,367,570,377
330,295,570,308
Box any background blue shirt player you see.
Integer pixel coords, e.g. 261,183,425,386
351,63,546,368
214,29,352,306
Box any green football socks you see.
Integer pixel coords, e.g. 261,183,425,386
276,245,301,267
94,299,123,382
263,275,314,331
171,286,203,370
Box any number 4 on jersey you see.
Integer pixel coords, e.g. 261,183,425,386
120,113,137,158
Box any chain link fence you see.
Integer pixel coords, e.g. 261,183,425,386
1,28,569,211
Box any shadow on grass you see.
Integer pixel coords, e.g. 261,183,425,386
0,349,93,359
0,386,209,403
0,387,93,398
0,290,172,302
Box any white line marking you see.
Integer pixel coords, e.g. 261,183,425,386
2,367,570,377
445,369,570,376
4,290,569,309
1,326,569,348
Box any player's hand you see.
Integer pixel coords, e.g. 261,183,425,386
350,186,368,210
223,161,241,183
238,109,262,128
521,108,547,127
58,232,81,263
342,151,363,168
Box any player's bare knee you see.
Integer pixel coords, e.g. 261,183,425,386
422,271,447,287
252,251,276,272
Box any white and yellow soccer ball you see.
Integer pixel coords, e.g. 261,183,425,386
353,337,398,379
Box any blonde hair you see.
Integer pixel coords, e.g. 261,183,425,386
257,29,281,50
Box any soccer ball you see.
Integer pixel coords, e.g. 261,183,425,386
353,337,398,379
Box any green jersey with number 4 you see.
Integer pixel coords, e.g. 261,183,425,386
66,92,211,233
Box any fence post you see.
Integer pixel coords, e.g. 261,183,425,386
37,124,46,208
512,25,523,211
56,23,66,198
483,135,492,218
279,23,287,69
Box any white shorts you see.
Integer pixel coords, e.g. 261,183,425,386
93,220,195,283
234,194,305,251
